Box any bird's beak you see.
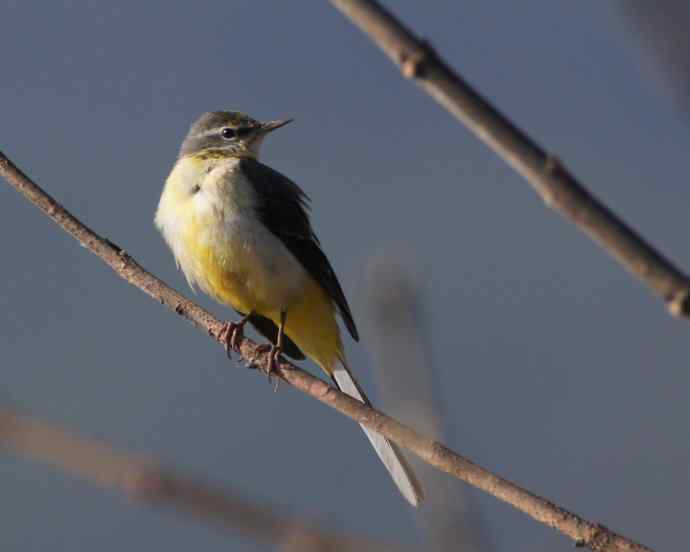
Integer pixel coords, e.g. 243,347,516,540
260,119,293,133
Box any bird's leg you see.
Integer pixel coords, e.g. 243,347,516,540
271,310,286,380
255,310,286,380
219,312,252,358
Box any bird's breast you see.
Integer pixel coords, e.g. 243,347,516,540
156,157,308,315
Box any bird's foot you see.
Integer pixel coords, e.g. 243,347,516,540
254,343,283,387
218,318,248,358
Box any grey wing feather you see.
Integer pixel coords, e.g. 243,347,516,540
240,159,359,341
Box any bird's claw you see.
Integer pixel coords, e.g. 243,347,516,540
219,319,247,358
255,343,282,386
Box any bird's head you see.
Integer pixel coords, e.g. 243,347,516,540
179,111,292,160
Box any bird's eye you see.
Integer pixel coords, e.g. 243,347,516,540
221,127,236,139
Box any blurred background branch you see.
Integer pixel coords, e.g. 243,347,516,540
329,0,690,321
617,1,690,119
0,150,652,551
364,257,493,552
0,407,398,551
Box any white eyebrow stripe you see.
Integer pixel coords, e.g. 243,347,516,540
198,127,225,138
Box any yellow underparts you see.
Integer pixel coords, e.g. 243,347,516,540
182,218,343,374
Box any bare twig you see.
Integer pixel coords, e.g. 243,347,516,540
0,149,652,552
329,0,690,320
0,408,394,551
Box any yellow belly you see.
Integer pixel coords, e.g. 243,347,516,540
157,155,344,373
183,212,343,373
272,277,343,373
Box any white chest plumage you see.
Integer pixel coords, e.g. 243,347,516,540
155,156,308,314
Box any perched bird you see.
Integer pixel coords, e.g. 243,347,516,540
155,111,423,506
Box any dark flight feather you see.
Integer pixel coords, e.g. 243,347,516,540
239,159,359,342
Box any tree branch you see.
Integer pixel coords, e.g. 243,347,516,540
0,149,652,552
329,0,690,320
0,408,396,551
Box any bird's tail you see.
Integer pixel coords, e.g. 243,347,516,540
331,357,424,507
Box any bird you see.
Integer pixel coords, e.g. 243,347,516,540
155,111,423,506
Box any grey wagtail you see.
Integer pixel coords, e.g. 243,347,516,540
155,111,423,506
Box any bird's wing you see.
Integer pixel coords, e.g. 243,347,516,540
234,309,305,360
239,159,359,341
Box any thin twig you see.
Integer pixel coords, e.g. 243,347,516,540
329,0,690,320
0,408,396,551
0,149,652,552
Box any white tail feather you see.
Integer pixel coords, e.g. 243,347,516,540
332,359,424,507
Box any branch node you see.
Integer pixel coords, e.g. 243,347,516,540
585,522,613,551
400,39,434,79
667,287,690,318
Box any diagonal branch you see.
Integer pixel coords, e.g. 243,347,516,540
0,149,652,552
0,408,397,551
329,0,690,320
